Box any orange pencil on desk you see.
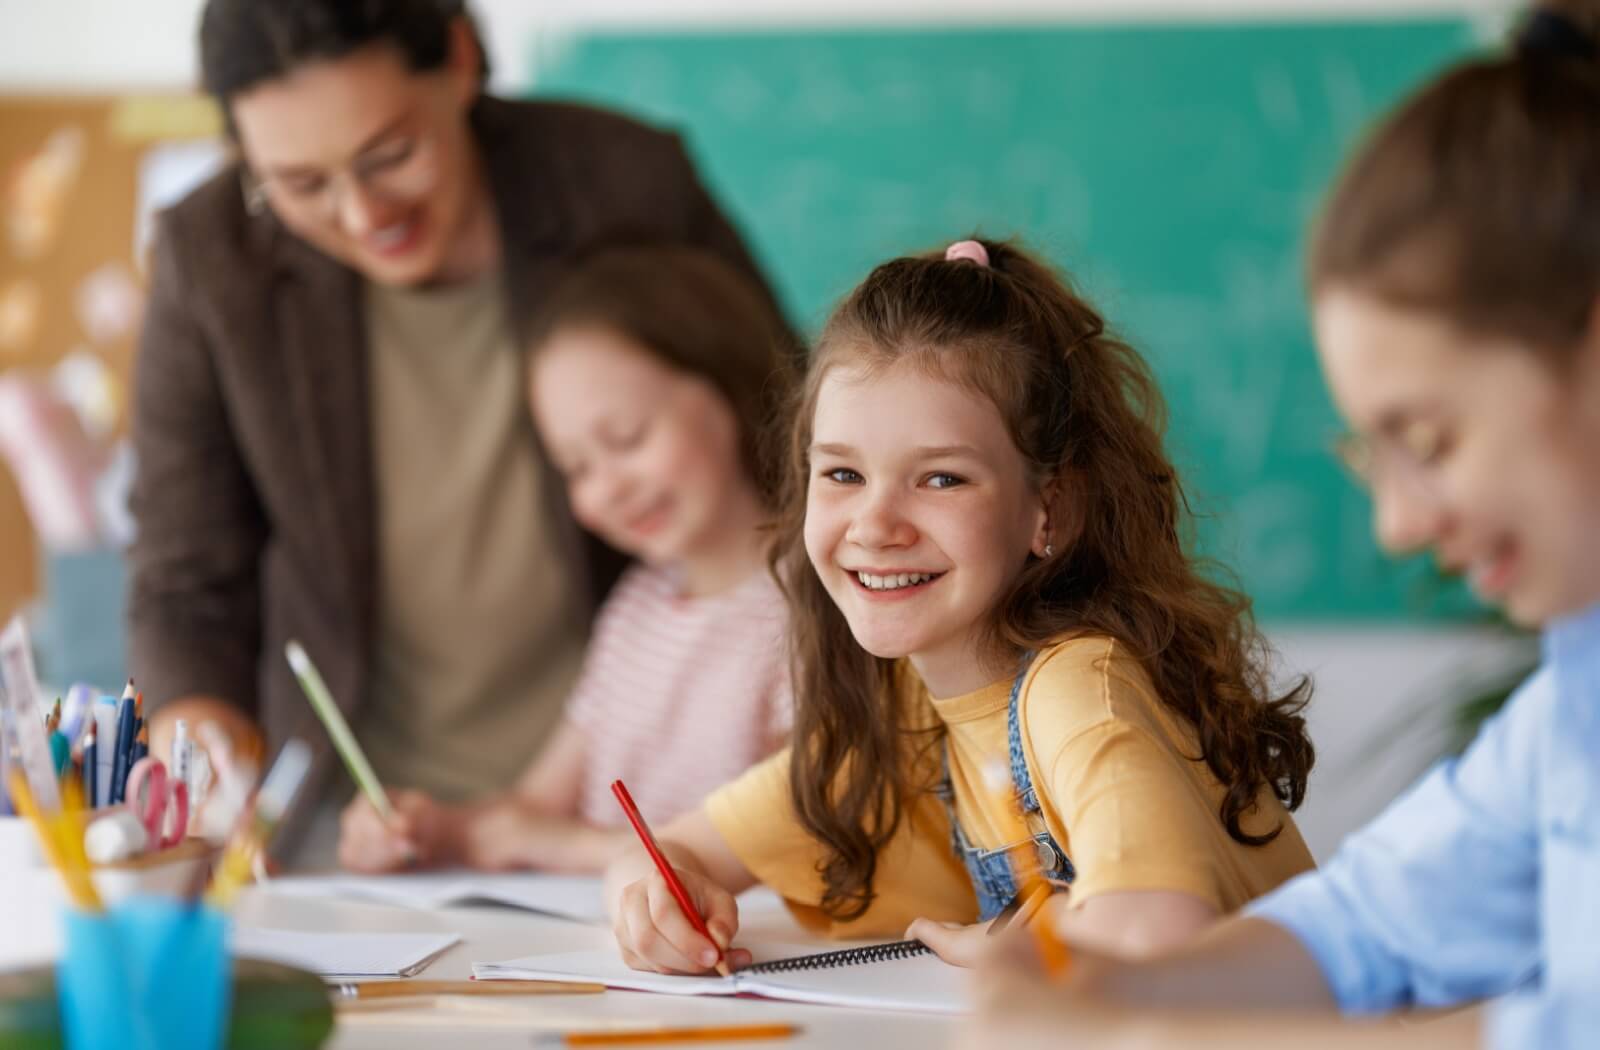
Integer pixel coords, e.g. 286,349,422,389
541,1023,799,1046
611,779,732,977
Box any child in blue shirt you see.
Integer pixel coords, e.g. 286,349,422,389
968,3,1600,1048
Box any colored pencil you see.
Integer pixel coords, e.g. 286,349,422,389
540,1024,799,1046
611,779,731,977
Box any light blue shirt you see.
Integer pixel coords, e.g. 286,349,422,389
1249,602,1600,1048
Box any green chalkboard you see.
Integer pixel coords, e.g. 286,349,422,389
530,21,1483,619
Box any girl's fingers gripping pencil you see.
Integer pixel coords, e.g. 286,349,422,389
611,779,732,977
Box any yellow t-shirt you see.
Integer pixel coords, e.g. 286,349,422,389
706,635,1315,939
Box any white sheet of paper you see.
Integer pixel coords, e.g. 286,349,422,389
471,942,970,1015
473,946,742,996
233,927,460,978
262,871,608,923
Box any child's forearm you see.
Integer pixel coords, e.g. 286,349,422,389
1077,916,1337,1012
455,798,631,874
977,925,1479,1050
518,823,633,875
975,1004,1482,1050
478,813,630,874
1185,1008,1481,1050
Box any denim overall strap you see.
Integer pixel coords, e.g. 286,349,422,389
1007,650,1042,812
941,651,1074,921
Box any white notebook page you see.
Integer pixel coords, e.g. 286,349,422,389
471,942,970,1015
262,871,607,923
234,927,460,977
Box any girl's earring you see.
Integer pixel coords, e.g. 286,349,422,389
1043,543,1054,558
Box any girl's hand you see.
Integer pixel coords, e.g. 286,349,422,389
612,866,752,974
958,922,1142,1050
906,916,1009,968
459,800,544,871
337,789,453,872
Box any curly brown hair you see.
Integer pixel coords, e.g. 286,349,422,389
773,238,1316,921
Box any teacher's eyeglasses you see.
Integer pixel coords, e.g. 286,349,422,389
242,130,440,222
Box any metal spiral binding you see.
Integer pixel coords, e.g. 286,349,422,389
742,939,932,974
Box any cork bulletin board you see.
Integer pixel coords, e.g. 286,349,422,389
0,94,222,413
0,95,222,653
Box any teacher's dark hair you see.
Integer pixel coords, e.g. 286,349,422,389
199,0,490,131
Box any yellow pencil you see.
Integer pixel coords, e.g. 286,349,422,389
333,979,606,1001
8,772,101,911
56,777,99,903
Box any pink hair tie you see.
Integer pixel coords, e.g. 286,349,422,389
944,240,990,267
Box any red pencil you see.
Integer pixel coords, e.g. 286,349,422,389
611,779,731,977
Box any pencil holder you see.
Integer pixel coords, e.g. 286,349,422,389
57,897,231,1050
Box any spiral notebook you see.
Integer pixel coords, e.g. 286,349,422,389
471,938,969,1014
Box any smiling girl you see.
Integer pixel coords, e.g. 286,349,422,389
338,245,798,873
602,238,1317,973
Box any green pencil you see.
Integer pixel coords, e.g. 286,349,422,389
284,640,396,823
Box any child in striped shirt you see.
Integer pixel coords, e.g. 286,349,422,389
338,244,798,873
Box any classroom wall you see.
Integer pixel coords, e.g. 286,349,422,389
0,0,1518,93
0,0,1531,859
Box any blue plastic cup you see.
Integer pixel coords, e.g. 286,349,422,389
58,898,232,1050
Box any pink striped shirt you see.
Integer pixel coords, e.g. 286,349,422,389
568,563,792,828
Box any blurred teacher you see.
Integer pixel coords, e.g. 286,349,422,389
129,0,783,859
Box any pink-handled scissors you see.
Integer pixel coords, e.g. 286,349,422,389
124,757,190,851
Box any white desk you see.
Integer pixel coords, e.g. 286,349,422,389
236,885,960,1050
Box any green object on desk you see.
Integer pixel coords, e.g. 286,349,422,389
285,640,394,822
531,19,1482,620
0,958,335,1049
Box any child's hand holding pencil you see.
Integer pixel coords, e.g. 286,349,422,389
286,640,421,869
908,760,1073,973
607,780,749,976
612,861,749,975
337,787,459,872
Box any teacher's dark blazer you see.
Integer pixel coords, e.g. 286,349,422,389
128,96,787,830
